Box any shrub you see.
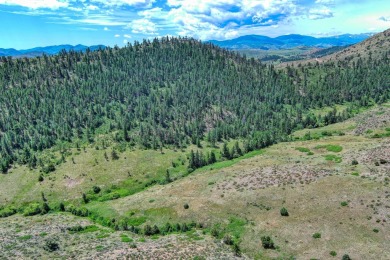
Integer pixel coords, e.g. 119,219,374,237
82,193,89,203
183,203,189,209
312,232,321,239
373,228,379,233
111,149,119,160
340,201,348,207
0,206,17,218
330,251,337,257
23,203,42,216
42,164,55,174
233,242,241,256
261,236,275,249
380,159,388,164
42,202,50,214
351,159,359,165
280,207,289,216
44,239,59,252
223,234,233,245
92,186,101,194
38,174,44,182
342,254,351,260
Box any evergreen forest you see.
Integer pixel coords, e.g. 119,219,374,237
0,37,389,173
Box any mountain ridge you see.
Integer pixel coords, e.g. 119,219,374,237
0,44,106,58
209,32,375,50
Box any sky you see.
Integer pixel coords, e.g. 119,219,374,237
0,0,389,49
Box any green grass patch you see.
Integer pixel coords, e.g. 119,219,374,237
351,172,359,176
201,150,264,171
225,217,247,239
67,225,99,234
127,216,147,226
120,234,133,243
95,245,104,251
324,154,342,163
17,235,32,241
97,233,110,239
316,144,343,153
295,147,311,153
340,201,348,207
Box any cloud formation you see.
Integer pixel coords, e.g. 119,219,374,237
0,0,389,43
0,0,69,9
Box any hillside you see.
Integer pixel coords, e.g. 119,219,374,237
0,35,389,259
285,28,390,66
1,103,389,259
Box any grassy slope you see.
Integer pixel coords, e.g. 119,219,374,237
283,28,390,67
88,103,390,259
0,103,389,259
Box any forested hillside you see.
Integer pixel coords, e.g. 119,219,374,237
0,36,389,173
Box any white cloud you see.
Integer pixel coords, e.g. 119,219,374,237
124,34,132,38
126,18,157,34
123,39,128,44
161,0,301,40
86,5,99,11
115,34,121,37
308,7,333,20
315,0,334,4
0,0,69,9
91,0,155,8
104,27,109,30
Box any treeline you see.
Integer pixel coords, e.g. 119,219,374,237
0,37,389,172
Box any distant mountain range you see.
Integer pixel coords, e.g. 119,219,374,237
0,33,375,58
209,33,375,50
0,44,105,58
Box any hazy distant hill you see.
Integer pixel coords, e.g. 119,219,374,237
0,44,105,57
287,28,390,65
209,33,374,50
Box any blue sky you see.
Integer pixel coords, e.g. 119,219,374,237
0,0,389,49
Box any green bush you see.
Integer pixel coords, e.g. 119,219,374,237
43,239,59,252
23,203,42,216
184,203,189,209
351,159,359,165
0,206,17,218
280,207,289,216
41,164,55,174
261,236,275,249
340,201,348,207
312,232,321,239
330,251,337,257
92,186,101,194
342,254,351,260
